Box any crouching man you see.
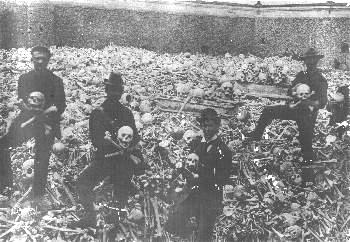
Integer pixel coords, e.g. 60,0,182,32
0,46,66,202
71,72,145,228
165,108,232,242
327,84,349,138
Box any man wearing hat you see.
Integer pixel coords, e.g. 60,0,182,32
245,48,328,179
0,46,66,202
165,108,232,241
72,72,145,228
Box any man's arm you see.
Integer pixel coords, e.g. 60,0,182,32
89,108,109,150
215,143,232,187
17,75,26,102
54,76,66,115
316,77,328,109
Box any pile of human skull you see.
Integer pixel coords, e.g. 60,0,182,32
0,46,349,241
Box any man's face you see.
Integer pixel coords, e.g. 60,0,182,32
201,119,220,140
304,57,318,69
31,51,50,71
106,85,123,101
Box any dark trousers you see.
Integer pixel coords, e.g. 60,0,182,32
165,190,221,242
76,149,143,212
0,112,55,197
253,105,317,161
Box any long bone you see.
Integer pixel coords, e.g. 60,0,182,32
20,106,58,128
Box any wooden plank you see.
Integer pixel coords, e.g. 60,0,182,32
239,83,291,100
155,97,242,117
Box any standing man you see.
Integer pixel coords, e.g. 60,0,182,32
245,48,328,166
165,108,232,241
0,46,66,201
72,72,145,228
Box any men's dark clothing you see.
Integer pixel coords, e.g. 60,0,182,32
250,69,328,161
327,86,349,138
77,149,143,211
76,99,144,212
327,86,349,124
18,70,66,134
165,137,232,242
89,99,140,156
252,104,317,160
0,69,66,195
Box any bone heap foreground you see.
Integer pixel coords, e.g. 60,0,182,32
0,46,349,242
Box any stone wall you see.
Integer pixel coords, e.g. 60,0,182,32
0,1,350,67
53,5,255,55
253,17,350,66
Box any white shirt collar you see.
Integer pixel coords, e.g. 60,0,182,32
201,134,218,143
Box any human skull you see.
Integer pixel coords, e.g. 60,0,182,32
258,72,267,82
235,70,245,82
186,153,199,168
130,101,140,110
139,100,152,113
120,93,132,105
275,59,284,68
27,91,45,110
117,126,134,149
263,192,275,205
20,207,36,221
295,84,311,100
183,130,197,144
292,174,303,185
285,225,302,240
176,83,191,96
22,159,34,179
221,82,233,96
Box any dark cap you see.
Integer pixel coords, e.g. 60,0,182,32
197,108,220,124
300,47,324,60
31,46,51,58
104,72,124,88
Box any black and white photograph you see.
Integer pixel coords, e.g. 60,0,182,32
0,0,349,241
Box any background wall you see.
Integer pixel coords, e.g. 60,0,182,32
0,0,349,67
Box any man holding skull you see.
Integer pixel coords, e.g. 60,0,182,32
0,46,66,200
165,108,232,242
245,48,328,180
72,72,145,228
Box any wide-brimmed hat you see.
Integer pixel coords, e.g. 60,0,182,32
300,48,324,60
104,72,124,88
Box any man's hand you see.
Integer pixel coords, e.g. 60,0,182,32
288,100,301,109
17,99,31,112
20,106,58,128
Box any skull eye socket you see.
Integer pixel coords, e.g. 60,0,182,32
27,168,33,174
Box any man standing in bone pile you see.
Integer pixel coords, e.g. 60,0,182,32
245,48,328,179
165,108,232,242
72,72,145,228
0,46,66,203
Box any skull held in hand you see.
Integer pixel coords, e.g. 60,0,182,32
27,91,46,110
295,84,312,100
183,130,197,144
186,153,199,170
22,159,34,179
285,225,302,240
117,126,134,149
